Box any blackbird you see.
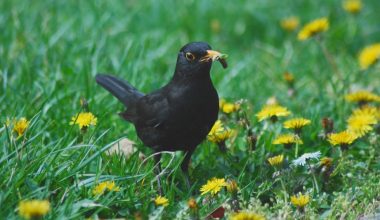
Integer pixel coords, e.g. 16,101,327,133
95,42,227,180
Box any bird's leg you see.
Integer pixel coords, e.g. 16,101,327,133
181,149,194,189
154,153,163,195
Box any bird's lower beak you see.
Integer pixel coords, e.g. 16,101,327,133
200,50,228,69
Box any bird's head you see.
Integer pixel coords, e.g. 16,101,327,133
174,42,228,79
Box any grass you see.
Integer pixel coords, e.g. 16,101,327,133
1,0,380,219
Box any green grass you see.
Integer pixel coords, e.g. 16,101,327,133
1,0,380,219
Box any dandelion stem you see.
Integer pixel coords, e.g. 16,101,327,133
280,178,288,204
312,172,319,194
276,168,288,204
295,142,299,158
331,150,347,177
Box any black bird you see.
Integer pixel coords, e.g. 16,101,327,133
96,42,227,180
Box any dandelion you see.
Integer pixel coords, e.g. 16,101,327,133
358,43,380,70
219,99,240,114
280,16,299,32
154,196,169,207
70,112,97,130
230,211,266,220
200,177,227,196
320,157,333,167
328,130,357,150
268,155,284,166
347,113,377,137
273,134,303,149
207,120,233,144
13,117,29,137
345,90,380,105
343,0,362,14
283,118,311,134
298,17,329,41
19,200,50,219
292,151,321,167
353,106,380,120
256,104,291,122
92,181,120,196
291,193,310,209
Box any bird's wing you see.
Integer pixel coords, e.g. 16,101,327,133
134,90,171,128
96,74,144,107
119,88,171,127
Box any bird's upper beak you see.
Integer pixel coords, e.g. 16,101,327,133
200,50,228,69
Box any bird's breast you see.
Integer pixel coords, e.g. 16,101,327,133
167,83,219,129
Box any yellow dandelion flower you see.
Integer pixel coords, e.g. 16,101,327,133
343,0,362,14
70,112,97,129
328,130,357,150
19,200,50,219
13,117,29,137
298,17,329,41
92,181,120,196
154,196,169,207
222,102,240,114
345,90,380,104
291,193,310,208
230,211,266,220
256,104,291,122
353,106,380,120
347,113,377,137
358,43,380,70
208,120,233,143
280,16,299,32
273,134,303,148
267,155,284,166
219,99,226,108
220,99,240,114
200,177,227,196
283,118,311,133
320,157,333,167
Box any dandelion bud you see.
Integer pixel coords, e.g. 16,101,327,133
246,131,257,151
188,198,197,210
80,97,89,112
226,180,239,194
322,117,334,135
188,198,199,220
283,72,295,86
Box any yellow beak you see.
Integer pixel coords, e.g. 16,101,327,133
200,50,228,68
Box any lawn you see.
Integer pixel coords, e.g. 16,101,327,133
1,0,380,219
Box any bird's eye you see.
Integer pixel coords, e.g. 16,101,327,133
185,52,195,61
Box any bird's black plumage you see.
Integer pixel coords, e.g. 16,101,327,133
96,42,227,174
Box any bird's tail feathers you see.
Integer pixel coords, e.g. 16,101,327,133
95,74,144,107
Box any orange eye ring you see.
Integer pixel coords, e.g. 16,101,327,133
185,52,195,61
